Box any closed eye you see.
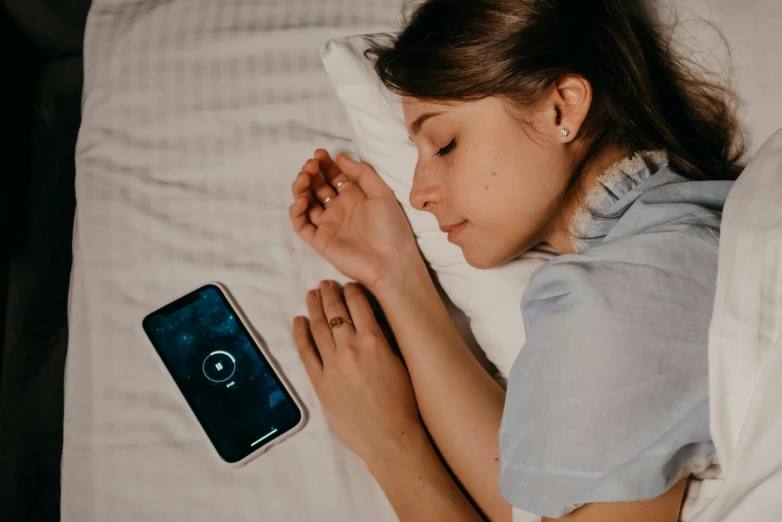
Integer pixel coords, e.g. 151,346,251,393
436,139,457,157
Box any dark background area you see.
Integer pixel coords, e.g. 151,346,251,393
1,1,90,520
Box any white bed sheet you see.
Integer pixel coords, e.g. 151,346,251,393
63,1,406,520
64,0,782,520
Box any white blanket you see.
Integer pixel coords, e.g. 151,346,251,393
63,1,405,520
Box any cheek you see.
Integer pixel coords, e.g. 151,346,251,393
486,150,566,221
447,147,508,214
447,135,564,230
471,169,534,222
461,165,557,259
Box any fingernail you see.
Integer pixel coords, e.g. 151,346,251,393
321,280,330,289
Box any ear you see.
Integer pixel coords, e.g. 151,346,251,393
549,75,592,143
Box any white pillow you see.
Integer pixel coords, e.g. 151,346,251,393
693,129,782,522
320,35,554,381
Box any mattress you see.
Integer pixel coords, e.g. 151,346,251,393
63,1,405,520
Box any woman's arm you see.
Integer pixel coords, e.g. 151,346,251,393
292,282,482,522
542,479,687,522
372,256,512,522
289,150,508,517
368,424,484,522
373,262,690,522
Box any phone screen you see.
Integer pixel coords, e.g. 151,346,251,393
143,284,302,463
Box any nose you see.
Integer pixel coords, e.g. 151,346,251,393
409,162,441,212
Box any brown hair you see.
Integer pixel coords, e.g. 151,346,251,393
367,0,745,195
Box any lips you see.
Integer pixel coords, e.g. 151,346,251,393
439,221,467,233
440,221,468,242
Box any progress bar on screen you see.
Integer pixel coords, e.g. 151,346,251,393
250,428,278,447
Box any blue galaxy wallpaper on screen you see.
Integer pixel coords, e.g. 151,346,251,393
143,285,301,462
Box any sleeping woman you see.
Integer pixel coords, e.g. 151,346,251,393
287,0,744,520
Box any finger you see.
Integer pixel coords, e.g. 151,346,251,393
332,175,362,198
293,170,327,215
319,280,356,343
303,159,338,206
292,176,326,221
288,196,318,244
343,283,380,335
291,170,311,199
294,166,334,216
335,154,391,198
293,316,323,383
301,156,320,176
314,149,343,183
314,150,363,200
306,288,336,363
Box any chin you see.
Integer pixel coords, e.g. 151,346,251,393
461,238,532,269
461,247,505,270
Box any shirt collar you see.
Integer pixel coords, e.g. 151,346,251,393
570,150,669,252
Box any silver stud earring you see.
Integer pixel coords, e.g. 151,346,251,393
560,128,570,137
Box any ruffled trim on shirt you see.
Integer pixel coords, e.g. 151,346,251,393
570,150,669,252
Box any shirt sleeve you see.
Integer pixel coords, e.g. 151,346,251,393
498,249,717,519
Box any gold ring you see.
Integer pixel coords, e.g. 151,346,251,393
329,316,353,329
334,177,357,192
322,193,338,206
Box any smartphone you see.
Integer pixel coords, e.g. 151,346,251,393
142,283,305,464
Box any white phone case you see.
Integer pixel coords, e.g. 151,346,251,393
146,281,307,467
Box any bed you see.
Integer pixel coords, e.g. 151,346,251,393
63,1,404,520
63,0,782,521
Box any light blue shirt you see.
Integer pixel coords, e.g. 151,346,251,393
498,151,733,518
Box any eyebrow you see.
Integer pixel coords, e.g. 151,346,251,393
410,111,444,136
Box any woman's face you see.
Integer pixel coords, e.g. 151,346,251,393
403,96,575,268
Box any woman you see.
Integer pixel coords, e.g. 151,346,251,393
288,0,744,520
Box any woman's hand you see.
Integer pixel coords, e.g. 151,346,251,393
289,149,421,293
293,280,423,466
293,284,484,522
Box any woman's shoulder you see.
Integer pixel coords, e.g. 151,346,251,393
524,165,729,312
500,157,733,518
522,221,721,326
502,228,720,519
519,242,718,387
